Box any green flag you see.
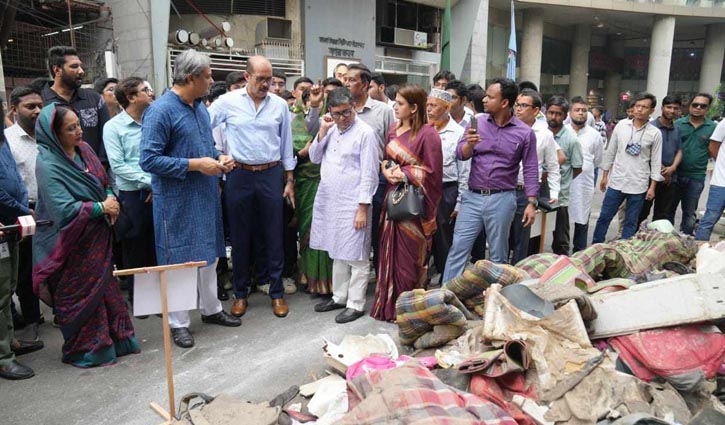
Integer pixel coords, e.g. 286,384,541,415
440,0,451,71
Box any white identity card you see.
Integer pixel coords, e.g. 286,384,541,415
133,268,199,316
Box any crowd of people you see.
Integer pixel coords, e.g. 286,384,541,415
1,45,724,381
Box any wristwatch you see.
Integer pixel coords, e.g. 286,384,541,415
527,198,539,208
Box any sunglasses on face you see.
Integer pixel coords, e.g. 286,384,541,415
690,102,709,109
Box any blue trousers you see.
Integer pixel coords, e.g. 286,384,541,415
695,185,725,241
225,165,284,299
672,176,705,235
443,190,516,283
592,188,645,243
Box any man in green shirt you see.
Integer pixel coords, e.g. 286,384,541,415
672,93,717,235
547,96,583,255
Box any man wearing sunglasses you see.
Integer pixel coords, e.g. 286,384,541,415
673,93,717,235
593,92,663,243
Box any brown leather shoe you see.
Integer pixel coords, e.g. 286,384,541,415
272,298,289,318
231,298,248,317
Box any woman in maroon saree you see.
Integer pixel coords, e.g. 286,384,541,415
371,85,443,322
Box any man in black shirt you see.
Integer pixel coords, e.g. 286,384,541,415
41,46,110,165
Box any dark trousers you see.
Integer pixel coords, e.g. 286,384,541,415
432,183,458,276
552,206,570,255
15,236,40,323
508,190,531,264
118,189,157,301
592,189,646,243
470,230,487,263
226,165,284,299
0,240,19,367
572,223,589,253
672,176,706,235
217,179,230,277
283,202,297,279
371,176,387,273
638,180,677,227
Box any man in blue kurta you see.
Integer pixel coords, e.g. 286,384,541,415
140,49,241,349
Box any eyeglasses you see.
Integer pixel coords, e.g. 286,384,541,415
253,75,273,84
514,102,532,109
690,102,709,109
134,87,152,95
330,109,353,119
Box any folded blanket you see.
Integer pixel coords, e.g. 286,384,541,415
341,361,518,425
396,288,475,349
444,260,529,317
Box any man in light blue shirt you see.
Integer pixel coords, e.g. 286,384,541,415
208,55,295,319
104,77,156,305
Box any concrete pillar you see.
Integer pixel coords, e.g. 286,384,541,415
149,0,171,90
604,73,622,117
451,0,487,82
469,0,489,85
646,16,676,108
108,0,153,81
699,23,725,94
520,9,543,88
568,24,591,99
604,36,625,117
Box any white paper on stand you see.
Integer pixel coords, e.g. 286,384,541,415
133,268,199,316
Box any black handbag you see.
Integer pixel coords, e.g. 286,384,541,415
386,182,425,221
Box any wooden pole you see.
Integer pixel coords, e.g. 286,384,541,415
113,261,207,277
113,261,207,422
159,270,176,419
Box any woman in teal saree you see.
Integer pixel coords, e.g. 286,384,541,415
32,104,140,367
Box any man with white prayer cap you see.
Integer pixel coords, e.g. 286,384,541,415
426,88,470,280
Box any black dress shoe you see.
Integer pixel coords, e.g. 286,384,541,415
171,327,194,348
11,339,44,356
201,311,241,327
217,287,230,301
0,360,35,380
314,299,346,312
335,308,364,324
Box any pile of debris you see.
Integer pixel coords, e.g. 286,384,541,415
172,227,725,424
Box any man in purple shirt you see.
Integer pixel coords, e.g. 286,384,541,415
442,78,539,282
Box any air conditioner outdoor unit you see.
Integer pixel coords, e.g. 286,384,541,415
255,17,292,45
393,28,428,48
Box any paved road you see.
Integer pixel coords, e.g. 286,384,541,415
1,171,719,425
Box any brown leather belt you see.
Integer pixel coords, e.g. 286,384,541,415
234,161,281,172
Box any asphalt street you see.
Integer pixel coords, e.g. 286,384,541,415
0,172,719,425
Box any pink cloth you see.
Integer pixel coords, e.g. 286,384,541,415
346,355,438,381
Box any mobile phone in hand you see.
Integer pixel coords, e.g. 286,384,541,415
469,117,478,133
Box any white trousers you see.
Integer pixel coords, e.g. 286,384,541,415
331,259,371,312
169,259,222,329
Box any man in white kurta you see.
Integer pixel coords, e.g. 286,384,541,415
568,97,604,252
309,87,379,324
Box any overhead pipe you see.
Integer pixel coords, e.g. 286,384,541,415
198,21,231,40
168,29,189,44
